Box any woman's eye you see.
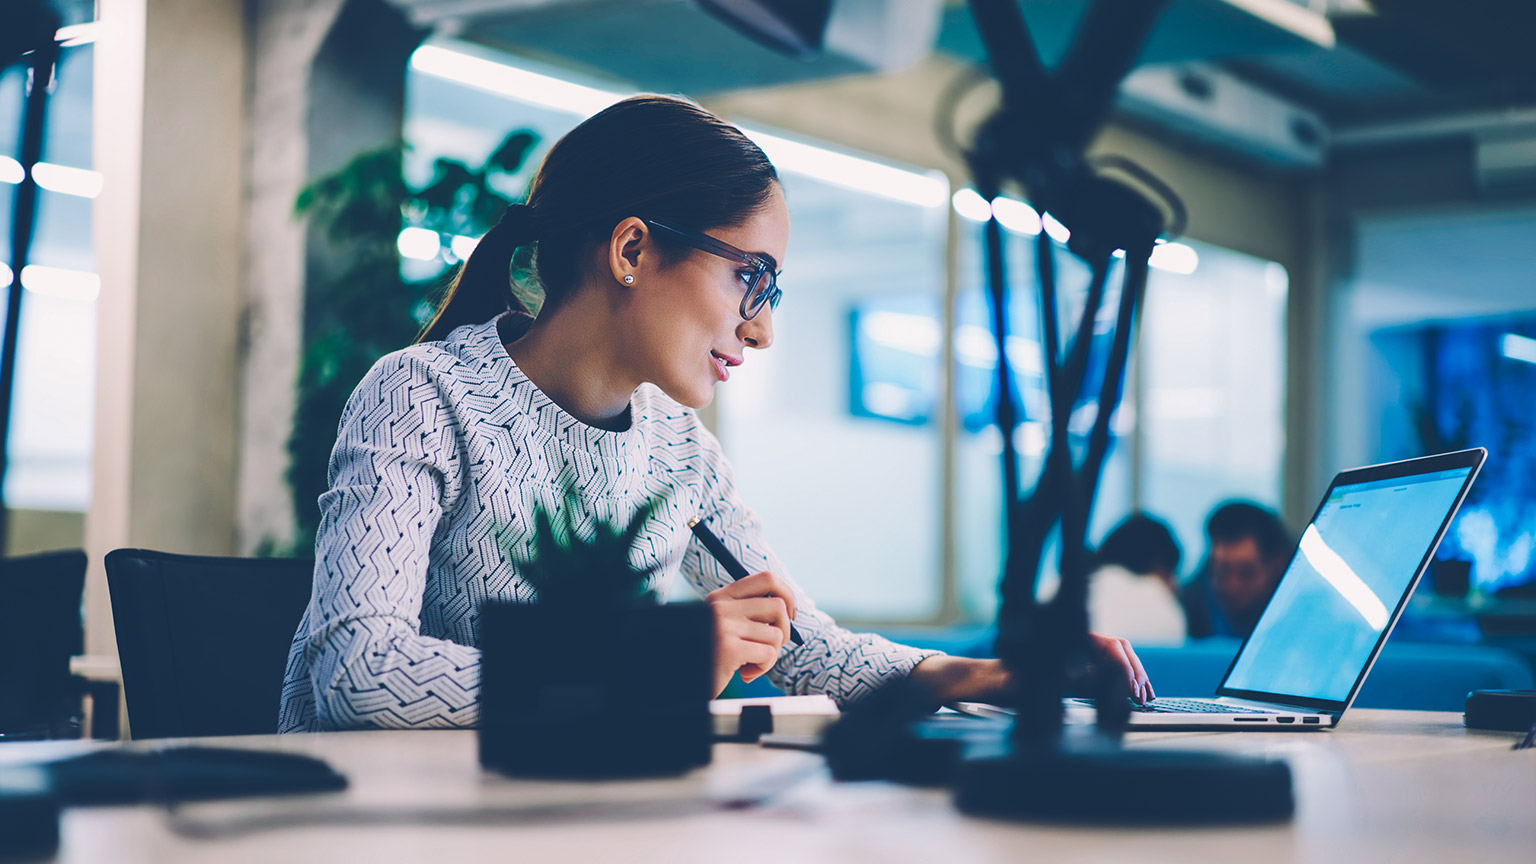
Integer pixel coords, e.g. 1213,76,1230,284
736,269,756,285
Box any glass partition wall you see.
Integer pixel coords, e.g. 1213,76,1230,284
406,41,1288,627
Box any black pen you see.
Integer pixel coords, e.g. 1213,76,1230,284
687,516,804,646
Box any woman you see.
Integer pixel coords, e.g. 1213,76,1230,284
279,95,1150,732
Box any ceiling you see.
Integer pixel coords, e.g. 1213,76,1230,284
384,0,1536,151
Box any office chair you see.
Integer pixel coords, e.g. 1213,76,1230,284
104,549,315,739
0,549,88,739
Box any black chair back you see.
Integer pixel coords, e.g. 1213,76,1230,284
0,549,87,736
104,549,314,739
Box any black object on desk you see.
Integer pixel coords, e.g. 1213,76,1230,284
479,601,715,778
1464,689,1536,733
0,766,58,862
43,746,348,806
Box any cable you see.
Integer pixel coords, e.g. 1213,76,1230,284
933,64,995,169
1088,154,1188,240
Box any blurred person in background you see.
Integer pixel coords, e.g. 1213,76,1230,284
1179,501,1293,639
1088,513,1186,645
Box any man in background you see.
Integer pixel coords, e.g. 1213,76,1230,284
1180,502,1293,639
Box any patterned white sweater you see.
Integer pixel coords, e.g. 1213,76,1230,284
279,314,938,732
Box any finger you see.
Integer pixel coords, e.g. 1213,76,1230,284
721,618,786,651
754,571,797,622
733,641,780,681
708,570,776,600
1101,639,1142,703
720,597,791,645
708,571,797,622
1120,640,1152,700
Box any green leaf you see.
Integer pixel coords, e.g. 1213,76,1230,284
487,130,538,175
504,475,666,606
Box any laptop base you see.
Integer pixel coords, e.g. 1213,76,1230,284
954,744,1294,824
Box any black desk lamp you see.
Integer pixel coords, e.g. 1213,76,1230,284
706,0,1294,823
951,0,1294,823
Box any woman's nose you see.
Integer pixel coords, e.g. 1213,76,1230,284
741,305,774,350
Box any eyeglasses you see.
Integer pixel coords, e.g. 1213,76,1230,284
643,219,782,321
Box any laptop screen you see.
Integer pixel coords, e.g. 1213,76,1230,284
1220,461,1477,706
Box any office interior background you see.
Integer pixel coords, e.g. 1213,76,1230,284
2,0,1535,674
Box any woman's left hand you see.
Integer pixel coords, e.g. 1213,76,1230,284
908,633,1154,706
1089,631,1153,704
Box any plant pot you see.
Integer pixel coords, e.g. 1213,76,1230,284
478,601,715,778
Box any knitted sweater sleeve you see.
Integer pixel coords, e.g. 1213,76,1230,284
301,349,483,730
679,422,940,708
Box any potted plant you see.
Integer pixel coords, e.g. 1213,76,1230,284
478,481,714,777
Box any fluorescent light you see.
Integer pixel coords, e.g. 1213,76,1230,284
18,265,101,302
1502,333,1536,365
1298,524,1389,631
0,159,104,198
411,45,623,117
1265,261,1289,298
1148,241,1199,274
953,189,1040,234
1041,212,1070,244
397,227,441,261
951,188,991,223
412,43,944,208
55,22,100,47
991,197,1041,235
746,129,947,208
450,234,480,260
31,163,103,198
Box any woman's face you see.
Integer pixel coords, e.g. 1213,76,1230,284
626,184,790,410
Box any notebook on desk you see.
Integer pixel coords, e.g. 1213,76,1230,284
711,695,839,740
957,448,1487,731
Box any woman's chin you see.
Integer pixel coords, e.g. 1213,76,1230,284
660,381,715,411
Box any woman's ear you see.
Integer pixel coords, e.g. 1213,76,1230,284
608,217,648,286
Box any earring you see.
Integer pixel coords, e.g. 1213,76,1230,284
623,274,635,285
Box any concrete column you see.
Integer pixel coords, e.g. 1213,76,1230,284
87,0,248,659
238,0,422,555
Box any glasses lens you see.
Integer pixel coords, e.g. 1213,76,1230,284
743,268,777,319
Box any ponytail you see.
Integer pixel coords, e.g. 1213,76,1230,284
417,203,541,343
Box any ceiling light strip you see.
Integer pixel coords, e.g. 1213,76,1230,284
410,44,945,208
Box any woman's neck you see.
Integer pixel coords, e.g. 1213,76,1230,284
504,294,638,431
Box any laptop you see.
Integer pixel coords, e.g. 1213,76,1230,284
957,447,1486,730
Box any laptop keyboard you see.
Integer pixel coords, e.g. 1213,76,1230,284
1133,698,1269,715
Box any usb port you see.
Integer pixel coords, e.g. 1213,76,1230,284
1303,717,1321,724
1276,717,1295,724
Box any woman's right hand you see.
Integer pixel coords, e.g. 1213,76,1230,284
704,570,796,696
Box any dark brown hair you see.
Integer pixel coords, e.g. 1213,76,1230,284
418,95,779,343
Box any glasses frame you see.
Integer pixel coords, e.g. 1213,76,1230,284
643,219,782,320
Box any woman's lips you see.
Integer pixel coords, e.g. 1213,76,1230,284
710,350,741,382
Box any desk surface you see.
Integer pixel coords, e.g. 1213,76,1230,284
3,710,1532,864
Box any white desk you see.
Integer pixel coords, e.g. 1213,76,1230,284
2,710,1532,864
